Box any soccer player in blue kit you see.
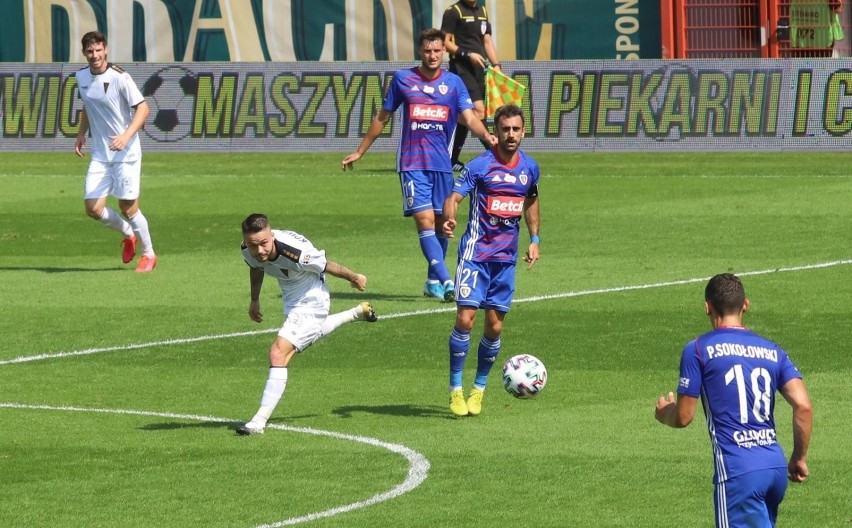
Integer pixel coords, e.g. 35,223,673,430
441,104,540,416
655,273,813,527
342,28,496,302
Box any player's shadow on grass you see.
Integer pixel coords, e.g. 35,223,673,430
332,404,452,420
140,421,238,432
0,266,125,273
328,291,456,302
140,414,321,432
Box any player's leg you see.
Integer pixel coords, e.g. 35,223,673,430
400,171,453,299
84,160,135,260
320,302,378,336
114,160,156,272
468,262,515,415
449,305,478,416
431,171,456,301
237,336,298,436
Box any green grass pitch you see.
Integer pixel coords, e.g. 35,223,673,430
0,151,850,527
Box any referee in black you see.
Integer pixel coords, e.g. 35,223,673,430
441,0,501,172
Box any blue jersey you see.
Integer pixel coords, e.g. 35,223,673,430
454,148,540,263
677,327,802,483
383,67,473,173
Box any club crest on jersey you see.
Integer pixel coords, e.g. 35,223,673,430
459,285,472,298
439,83,448,95
520,173,528,185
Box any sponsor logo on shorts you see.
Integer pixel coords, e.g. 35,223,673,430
410,104,449,121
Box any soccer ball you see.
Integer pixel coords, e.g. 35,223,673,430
141,66,198,143
502,354,548,399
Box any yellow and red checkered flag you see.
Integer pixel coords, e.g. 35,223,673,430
485,67,526,119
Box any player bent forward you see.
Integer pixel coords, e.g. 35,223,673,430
237,213,378,435
442,104,540,417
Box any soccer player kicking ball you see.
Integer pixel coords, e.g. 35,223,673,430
236,214,378,435
441,104,540,417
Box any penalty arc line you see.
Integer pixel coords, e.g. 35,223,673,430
1,258,849,366
0,402,431,528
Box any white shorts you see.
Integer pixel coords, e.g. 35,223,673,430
278,306,329,352
84,159,142,200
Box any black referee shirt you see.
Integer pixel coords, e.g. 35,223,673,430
441,1,492,59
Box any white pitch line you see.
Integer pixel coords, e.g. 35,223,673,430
2,259,849,366
0,402,431,528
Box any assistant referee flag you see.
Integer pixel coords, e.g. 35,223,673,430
485,67,526,119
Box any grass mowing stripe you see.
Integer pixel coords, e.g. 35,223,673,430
0,402,430,528
2,258,849,366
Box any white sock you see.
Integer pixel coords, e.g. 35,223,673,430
251,367,288,426
320,305,361,336
127,210,155,256
98,208,133,237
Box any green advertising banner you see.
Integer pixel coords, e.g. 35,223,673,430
0,0,660,63
2,59,852,152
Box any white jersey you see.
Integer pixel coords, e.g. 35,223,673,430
76,64,145,162
242,229,330,314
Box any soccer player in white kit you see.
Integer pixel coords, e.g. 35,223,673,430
237,214,378,435
74,31,156,272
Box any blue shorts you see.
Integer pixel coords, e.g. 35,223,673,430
714,468,787,528
453,260,516,312
399,170,454,217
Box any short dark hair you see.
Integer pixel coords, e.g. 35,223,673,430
241,213,270,235
418,28,445,47
494,104,525,127
705,273,746,316
81,31,107,50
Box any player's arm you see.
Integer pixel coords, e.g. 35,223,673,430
110,100,149,151
442,191,465,238
75,108,90,157
483,34,500,70
459,109,496,147
325,260,367,291
654,391,698,428
779,377,813,482
248,266,265,323
341,108,392,170
523,194,540,270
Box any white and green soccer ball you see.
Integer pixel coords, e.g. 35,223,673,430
502,354,548,399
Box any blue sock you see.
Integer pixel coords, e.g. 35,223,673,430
473,335,501,389
419,229,450,283
449,326,471,389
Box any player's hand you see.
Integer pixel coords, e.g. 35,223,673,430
443,218,457,238
655,391,676,424
74,137,87,157
342,152,362,171
523,243,539,270
248,300,263,323
485,133,498,147
787,459,809,483
491,64,502,72
350,273,367,291
108,133,130,151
